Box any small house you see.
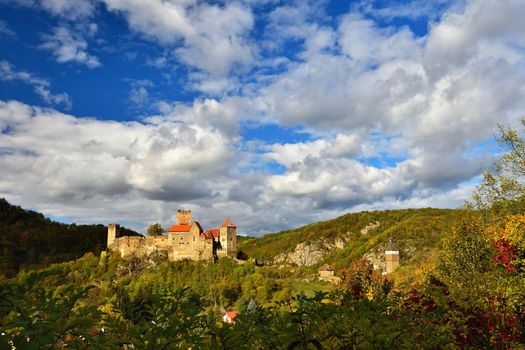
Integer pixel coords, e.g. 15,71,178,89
223,311,237,324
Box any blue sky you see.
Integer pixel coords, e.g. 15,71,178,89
1,0,524,235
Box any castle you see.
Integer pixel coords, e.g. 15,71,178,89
107,210,237,261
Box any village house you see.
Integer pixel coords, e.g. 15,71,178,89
107,210,237,261
318,264,341,284
223,311,237,324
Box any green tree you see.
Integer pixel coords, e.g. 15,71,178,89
147,223,164,236
473,119,525,213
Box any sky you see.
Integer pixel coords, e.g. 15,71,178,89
1,0,525,235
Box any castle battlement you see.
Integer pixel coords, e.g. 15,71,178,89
107,210,237,262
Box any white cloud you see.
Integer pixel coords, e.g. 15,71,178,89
0,20,15,37
2,0,525,235
358,0,455,21
338,14,422,63
0,60,49,86
40,0,95,20
34,86,72,111
0,60,72,110
128,80,153,109
101,0,254,78
0,100,235,228
129,86,148,107
0,0,96,19
40,26,101,68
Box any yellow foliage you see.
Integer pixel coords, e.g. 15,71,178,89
487,214,525,249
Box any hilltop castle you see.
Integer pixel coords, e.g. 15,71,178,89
107,210,237,261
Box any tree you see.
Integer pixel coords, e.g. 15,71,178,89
473,119,525,213
147,223,164,236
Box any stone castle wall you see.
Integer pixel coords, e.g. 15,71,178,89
107,215,236,262
115,235,170,259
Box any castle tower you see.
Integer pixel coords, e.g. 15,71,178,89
177,209,192,225
107,224,119,249
385,237,400,274
219,217,237,256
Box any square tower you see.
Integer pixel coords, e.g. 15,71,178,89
176,209,192,225
107,223,120,248
385,250,400,274
219,217,237,256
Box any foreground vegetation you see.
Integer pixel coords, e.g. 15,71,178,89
2,121,525,348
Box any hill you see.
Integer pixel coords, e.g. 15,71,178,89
0,198,140,276
238,208,460,273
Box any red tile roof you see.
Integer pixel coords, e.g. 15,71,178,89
226,311,237,319
201,228,219,239
221,217,236,228
200,231,213,239
167,224,191,232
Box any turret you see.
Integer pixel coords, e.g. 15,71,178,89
384,237,400,274
219,217,237,256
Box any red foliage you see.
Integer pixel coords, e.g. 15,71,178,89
339,258,374,300
402,288,437,312
493,239,518,272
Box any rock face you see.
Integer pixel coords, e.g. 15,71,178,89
360,221,381,236
274,242,328,266
363,248,386,273
273,222,383,267
273,233,355,266
115,250,168,277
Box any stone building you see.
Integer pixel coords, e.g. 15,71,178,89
384,238,400,274
318,264,335,279
107,210,237,262
318,264,341,284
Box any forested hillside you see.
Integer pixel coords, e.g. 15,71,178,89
0,198,140,276
239,208,458,273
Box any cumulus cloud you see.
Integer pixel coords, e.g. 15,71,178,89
101,0,254,78
258,0,525,160
0,100,232,200
0,97,493,234
40,26,101,68
2,0,525,235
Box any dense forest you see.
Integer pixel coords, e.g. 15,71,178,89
1,121,525,348
0,199,140,277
